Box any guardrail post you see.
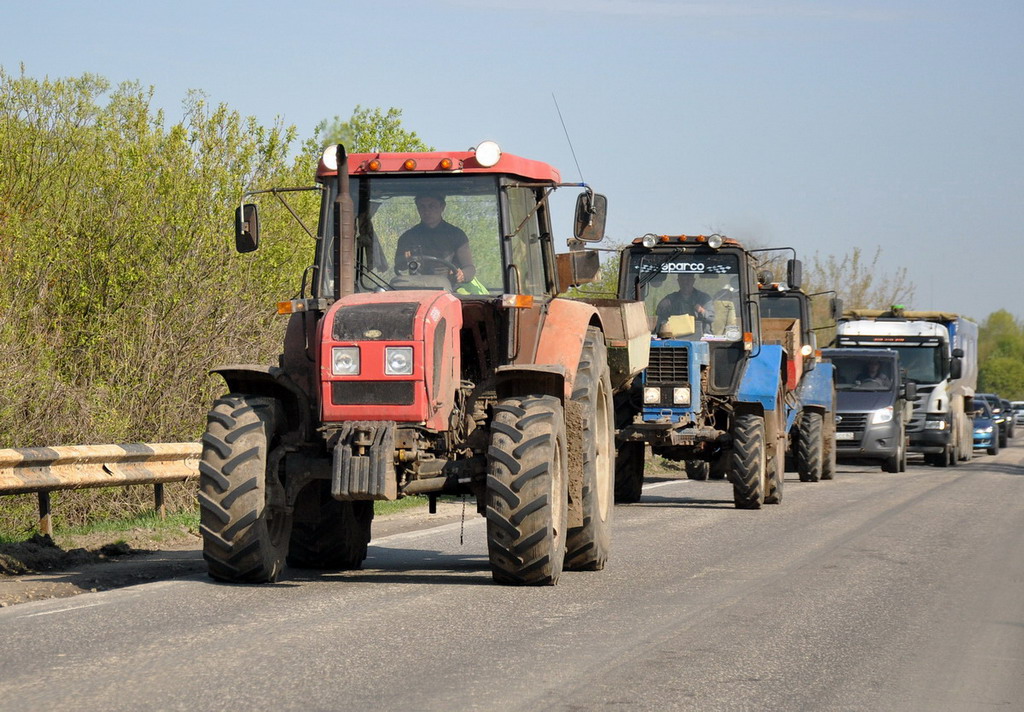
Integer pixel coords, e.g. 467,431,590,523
38,491,53,537
154,483,166,519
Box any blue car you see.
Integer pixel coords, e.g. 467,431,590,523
973,400,999,456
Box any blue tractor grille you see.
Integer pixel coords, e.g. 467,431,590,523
648,346,689,385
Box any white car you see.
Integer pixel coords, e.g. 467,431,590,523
1011,401,1024,426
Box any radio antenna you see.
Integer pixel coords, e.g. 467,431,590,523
552,93,585,183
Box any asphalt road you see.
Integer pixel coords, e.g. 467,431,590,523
2,444,1023,712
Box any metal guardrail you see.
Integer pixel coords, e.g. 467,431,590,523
0,443,201,535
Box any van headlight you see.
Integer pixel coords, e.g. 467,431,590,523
870,406,894,424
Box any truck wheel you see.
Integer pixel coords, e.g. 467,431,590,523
287,480,373,570
565,327,615,571
796,411,823,482
199,394,292,583
614,443,645,503
685,460,710,480
730,414,766,509
486,395,569,585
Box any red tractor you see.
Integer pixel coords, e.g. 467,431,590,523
200,142,648,585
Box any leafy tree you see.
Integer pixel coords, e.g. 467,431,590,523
0,67,315,450
977,309,1024,398
317,105,432,153
805,246,916,311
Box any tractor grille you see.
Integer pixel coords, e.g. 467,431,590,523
333,302,419,341
332,381,415,406
648,346,689,384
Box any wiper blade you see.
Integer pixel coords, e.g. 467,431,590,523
636,248,683,290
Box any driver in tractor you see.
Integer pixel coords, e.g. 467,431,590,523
655,272,715,335
395,192,476,288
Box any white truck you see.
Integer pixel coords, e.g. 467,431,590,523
835,308,978,467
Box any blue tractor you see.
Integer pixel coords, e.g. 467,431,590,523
613,234,798,509
757,278,839,483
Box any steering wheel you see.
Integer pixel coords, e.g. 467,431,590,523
406,255,460,284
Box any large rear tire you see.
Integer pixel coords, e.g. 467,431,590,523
730,414,767,510
287,480,373,570
796,411,823,482
614,443,645,503
199,395,292,583
486,395,569,585
565,327,615,571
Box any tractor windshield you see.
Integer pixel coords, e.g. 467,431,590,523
317,175,547,297
760,293,802,320
624,249,744,341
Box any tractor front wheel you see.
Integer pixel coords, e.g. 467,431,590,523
486,395,569,585
730,414,767,510
199,394,292,583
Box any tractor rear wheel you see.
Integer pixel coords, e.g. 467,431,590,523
486,395,569,585
565,327,615,571
287,480,373,570
730,414,767,509
199,394,292,583
796,411,823,482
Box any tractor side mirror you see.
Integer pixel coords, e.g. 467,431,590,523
786,258,803,290
556,249,601,292
235,203,260,253
574,192,607,242
832,297,843,320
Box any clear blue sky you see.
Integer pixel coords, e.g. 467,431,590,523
5,0,1022,323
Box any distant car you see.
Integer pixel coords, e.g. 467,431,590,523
974,393,1009,448
973,400,999,456
1011,401,1024,427
1000,398,1016,438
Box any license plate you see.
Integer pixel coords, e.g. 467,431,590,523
836,431,855,441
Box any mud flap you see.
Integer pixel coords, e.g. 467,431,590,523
332,421,398,500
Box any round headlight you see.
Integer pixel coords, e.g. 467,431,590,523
707,234,724,249
641,233,659,248
474,141,501,168
321,145,339,171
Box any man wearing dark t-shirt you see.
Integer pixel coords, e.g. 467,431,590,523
395,194,476,284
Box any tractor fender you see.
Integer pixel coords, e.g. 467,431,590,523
796,361,835,411
737,344,785,412
495,365,567,403
534,298,602,399
210,364,313,441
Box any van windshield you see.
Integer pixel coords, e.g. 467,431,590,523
832,355,896,392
